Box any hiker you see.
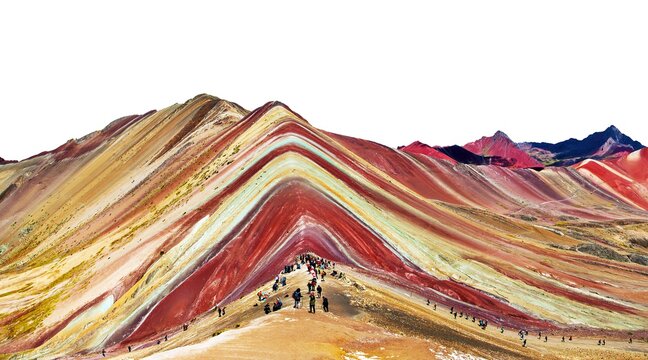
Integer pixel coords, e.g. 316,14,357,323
128,346,132,352
629,338,632,344
450,306,454,314
165,335,168,341
538,332,542,339
281,276,287,287
222,307,226,316
472,316,476,322
218,307,222,317
264,303,271,314
501,326,504,334
523,339,527,347
309,293,316,313
598,340,601,346
544,336,547,342
307,281,313,292
272,282,279,292
427,299,430,306
321,270,326,281
102,349,106,357
293,288,302,308
272,298,282,311
454,312,457,319
562,336,564,342
317,284,322,298
433,304,437,310
569,336,572,341
602,339,605,346
323,297,329,312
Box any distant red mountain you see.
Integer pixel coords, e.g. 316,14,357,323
464,131,544,169
397,141,457,164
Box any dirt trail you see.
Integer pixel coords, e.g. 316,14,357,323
91,263,647,360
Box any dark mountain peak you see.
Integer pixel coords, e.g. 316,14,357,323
602,125,623,139
605,124,620,132
524,125,644,166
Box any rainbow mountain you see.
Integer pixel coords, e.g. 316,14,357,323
0,95,647,359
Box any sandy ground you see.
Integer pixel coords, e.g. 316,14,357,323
84,265,647,360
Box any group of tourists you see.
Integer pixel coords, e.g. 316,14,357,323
446,306,489,332
261,253,333,316
438,303,627,348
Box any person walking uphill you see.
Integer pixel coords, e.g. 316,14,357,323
322,297,329,312
309,293,316,313
293,288,302,308
317,284,322,298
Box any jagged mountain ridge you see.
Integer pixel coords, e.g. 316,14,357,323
521,125,644,165
1,95,647,358
401,125,644,168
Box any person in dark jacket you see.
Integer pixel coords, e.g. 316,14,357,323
322,297,329,312
309,293,316,313
293,288,302,308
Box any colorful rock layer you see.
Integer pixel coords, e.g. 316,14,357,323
0,95,647,358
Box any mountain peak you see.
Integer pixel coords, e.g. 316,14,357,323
492,130,511,140
463,131,544,168
603,125,622,138
525,125,644,166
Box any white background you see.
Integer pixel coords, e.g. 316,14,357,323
1,1,647,160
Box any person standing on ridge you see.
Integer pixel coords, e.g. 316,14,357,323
323,297,329,312
293,288,302,308
309,293,316,313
